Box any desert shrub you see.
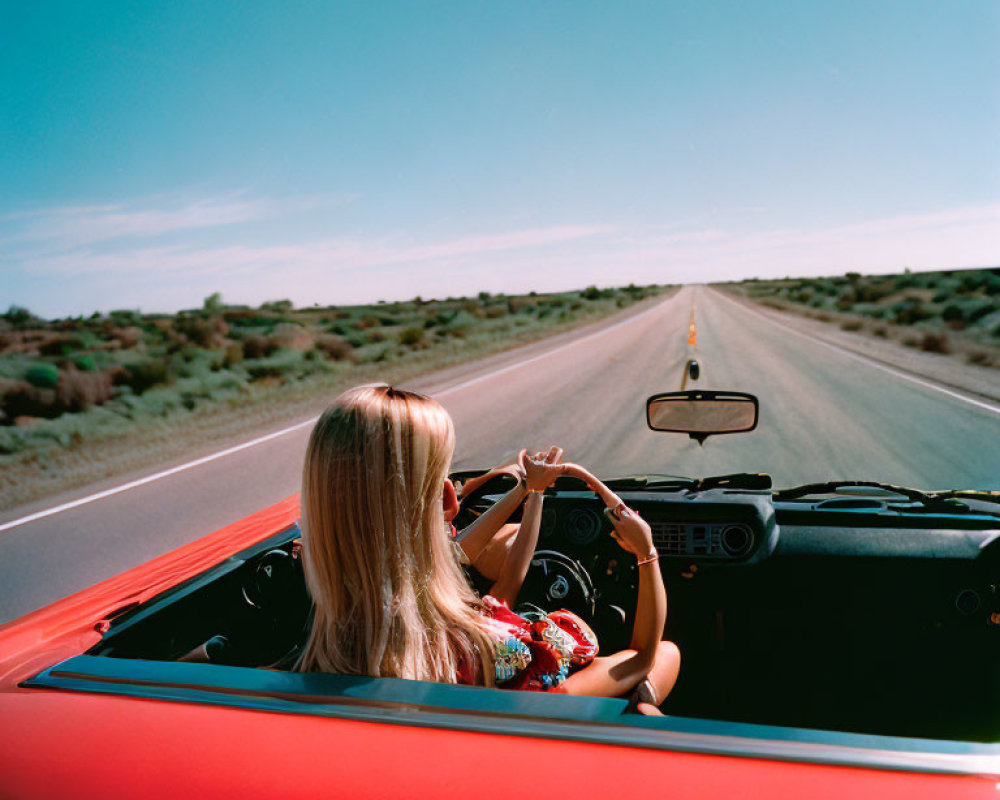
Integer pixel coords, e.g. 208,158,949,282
39,335,85,356
960,273,987,293
112,326,143,348
243,336,279,359
56,369,114,413
873,326,889,338
260,299,294,314
73,355,97,371
315,334,357,362
484,305,508,319
398,328,425,347
108,309,141,326
890,300,932,325
424,310,459,328
580,286,606,301
2,381,60,419
222,342,244,367
243,350,305,381
969,303,997,323
3,306,41,329
271,323,313,351
840,320,864,332
920,333,950,354
25,363,60,389
967,350,991,366
352,314,379,330
223,309,279,326
119,357,170,393
175,313,228,348
367,329,386,343
941,304,965,323
506,298,536,314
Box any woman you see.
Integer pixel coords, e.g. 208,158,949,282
295,384,679,711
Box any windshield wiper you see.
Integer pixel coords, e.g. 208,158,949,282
774,481,973,514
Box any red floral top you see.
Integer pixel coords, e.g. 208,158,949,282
457,596,599,691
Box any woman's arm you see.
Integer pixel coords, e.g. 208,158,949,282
455,465,528,565
488,448,565,606
561,463,667,671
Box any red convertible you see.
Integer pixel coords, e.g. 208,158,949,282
2,393,999,798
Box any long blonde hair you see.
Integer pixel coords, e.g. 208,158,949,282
296,384,495,685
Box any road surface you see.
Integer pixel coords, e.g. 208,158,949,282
2,285,998,623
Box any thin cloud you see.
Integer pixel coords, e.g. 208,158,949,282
16,224,619,279
1,195,268,250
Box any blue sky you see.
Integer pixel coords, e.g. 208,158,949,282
2,1,998,318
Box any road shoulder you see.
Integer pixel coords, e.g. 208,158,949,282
713,287,1000,404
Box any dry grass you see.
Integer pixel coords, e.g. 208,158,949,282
723,282,1000,370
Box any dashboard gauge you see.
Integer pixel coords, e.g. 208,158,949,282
955,589,981,616
565,508,602,546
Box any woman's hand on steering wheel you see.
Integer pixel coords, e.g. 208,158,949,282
560,462,655,558
605,504,655,559
519,445,566,493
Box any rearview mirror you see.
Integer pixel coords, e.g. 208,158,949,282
646,390,759,444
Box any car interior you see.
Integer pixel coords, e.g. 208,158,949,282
63,470,1000,745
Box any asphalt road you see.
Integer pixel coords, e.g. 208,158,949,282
2,286,999,623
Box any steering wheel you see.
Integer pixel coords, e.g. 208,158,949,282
454,472,602,623
517,549,597,620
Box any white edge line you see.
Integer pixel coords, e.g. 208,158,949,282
0,296,674,534
0,418,320,534
711,288,1000,416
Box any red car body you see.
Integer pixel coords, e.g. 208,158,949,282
1,496,996,799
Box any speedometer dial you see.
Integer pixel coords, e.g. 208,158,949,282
565,508,602,546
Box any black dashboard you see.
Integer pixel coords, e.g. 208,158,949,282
466,482,1000,567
